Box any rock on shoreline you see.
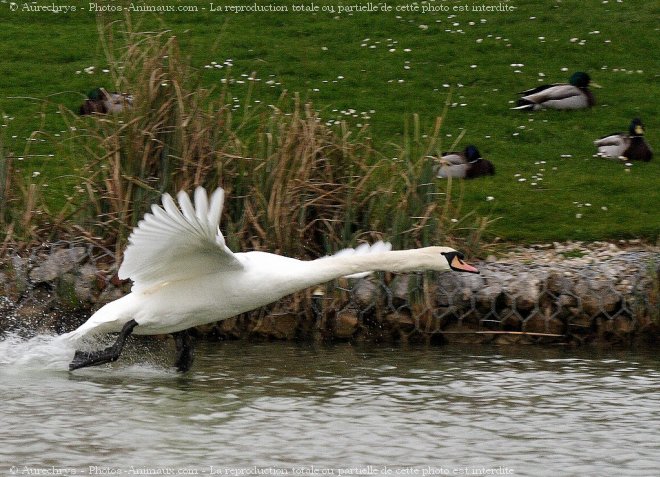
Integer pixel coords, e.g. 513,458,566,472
0,242,658,346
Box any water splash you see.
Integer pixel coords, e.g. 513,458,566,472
1,331,175,376
0,332,75,371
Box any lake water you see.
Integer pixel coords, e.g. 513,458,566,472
1,334,658,477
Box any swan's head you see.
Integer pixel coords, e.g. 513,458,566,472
428,247,480,274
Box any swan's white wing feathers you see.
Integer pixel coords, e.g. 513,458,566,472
332,240,392,258
119,187,242,292
177,190,198,225
331,240,393,278
194,186,209,222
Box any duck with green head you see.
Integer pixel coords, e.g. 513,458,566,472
79,87,133,115
595,118,653,162
513,72,597,111
434,145,495,179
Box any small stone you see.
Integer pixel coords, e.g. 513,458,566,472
29,248,87,283
384,310,415,332
252,314,298,340
335,310,359,338
523,312,564,335
352,278,382,307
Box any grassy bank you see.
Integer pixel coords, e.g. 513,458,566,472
0,0,658,247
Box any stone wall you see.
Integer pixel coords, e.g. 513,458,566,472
1,241,658,346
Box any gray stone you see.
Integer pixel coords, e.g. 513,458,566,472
389,274,417,303
575,278,620,316
557,293,578,308
523,311,565,335
351,278,381,308
0,271,12,298
475,284,504,311
96,284,126,306
29,248,87,283
384,310,415,332
503,273,542,312
10,255,29,293
74,263,99,304
547,271,573,295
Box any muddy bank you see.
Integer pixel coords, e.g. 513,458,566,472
1,241,658,346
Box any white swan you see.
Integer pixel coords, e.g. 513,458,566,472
65,187,479,371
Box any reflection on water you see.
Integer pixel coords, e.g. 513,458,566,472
1,334,659,476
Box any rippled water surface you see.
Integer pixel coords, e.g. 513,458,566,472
1,334,659,476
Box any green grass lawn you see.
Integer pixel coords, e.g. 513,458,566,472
1,0,658,243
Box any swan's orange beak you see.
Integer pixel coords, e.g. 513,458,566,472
450,255,480,274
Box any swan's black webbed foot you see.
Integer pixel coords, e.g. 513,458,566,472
69,319,138,371
173,329,195,372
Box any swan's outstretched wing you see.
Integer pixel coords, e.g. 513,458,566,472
119,187,243,292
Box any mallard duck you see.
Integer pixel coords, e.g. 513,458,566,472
79,87,133,115
595,118,653,162
513,72,596,111
435,145,495,179
63,187,479,372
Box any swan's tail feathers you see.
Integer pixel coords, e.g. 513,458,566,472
59,329,82,343
59,322,99,343
60,316,112,343
59,298,133,345
331,241,393,279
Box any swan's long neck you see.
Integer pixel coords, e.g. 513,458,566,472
331,248,442,275
286,247,446,292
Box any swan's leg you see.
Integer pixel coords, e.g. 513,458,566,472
69,319,138,371
173,329,195,372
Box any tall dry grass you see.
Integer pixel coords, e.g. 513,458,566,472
0,131,14,253
7,18,492,263
0,126,43,255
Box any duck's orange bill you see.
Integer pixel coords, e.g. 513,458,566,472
451,255,480,274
